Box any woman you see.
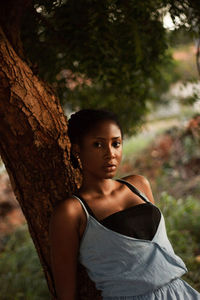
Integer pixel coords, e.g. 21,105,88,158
49,109,200,300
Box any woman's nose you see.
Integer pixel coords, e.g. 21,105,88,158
104,145,115,158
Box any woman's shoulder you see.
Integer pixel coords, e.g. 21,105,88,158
120,174,155,203
121,174,149,187
50,196,83,225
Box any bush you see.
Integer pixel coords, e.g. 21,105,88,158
158,192,200,291
0,225,50,300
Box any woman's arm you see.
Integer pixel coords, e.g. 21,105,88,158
49,198,81,300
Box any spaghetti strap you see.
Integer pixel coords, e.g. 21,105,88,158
73,195,90,219
74,194,97,219
116,178,151,204
74,179,151,221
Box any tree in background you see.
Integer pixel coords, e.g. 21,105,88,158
18,0,179,133
0,0,200,299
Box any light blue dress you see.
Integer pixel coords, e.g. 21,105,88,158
73,179,200,299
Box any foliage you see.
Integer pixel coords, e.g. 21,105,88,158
167,0,200,32
159,115,200,182
168,28,195,48
158,192,200,291
17,0,200,133
0,225,50,300
166,115,200,162
20,0,182,134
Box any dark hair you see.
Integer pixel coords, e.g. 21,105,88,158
68,109,123,168
68,109,123,145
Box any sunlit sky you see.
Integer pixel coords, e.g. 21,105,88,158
163,12,176,30
163,12,189,30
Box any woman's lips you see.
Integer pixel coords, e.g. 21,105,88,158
103,164,117,171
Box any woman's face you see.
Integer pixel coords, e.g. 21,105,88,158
77,120,122,179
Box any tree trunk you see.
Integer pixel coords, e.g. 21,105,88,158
0,26,101,299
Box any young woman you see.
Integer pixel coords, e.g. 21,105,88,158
49,109,200,300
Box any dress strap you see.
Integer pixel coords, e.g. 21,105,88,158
73,194,96,219
116,178,151,204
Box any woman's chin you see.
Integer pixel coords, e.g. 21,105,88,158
103,170,117,179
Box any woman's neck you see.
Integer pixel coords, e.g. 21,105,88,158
79,176,117,198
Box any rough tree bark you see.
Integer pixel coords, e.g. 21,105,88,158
0,3,101,299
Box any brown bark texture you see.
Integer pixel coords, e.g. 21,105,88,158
0,26,101,299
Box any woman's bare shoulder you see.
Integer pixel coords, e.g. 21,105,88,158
122,174,149,187
50,196,83,225
121,174,155,203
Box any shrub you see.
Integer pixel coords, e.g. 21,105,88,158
0,225,50,300
158,192,200,291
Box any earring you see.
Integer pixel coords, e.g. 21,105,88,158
70,151,80,169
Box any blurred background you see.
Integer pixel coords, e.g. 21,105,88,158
0,1,200,299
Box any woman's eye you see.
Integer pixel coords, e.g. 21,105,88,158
113,141,121,148
94,142,102,148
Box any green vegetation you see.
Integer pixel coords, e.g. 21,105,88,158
158,192,200,291
0,226,50,300
16,0,200,134
20,1,174,133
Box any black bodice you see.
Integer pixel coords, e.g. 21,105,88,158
75,179,161,241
